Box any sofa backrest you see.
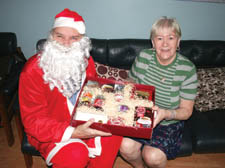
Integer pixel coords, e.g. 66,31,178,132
36,38,225,69
179,40,225,68
36,38,225,112
90,39,152,69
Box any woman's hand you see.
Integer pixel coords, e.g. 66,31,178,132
152,106,167,128
152,99,195,128
71,119,112,139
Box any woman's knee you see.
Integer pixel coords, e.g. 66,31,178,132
51,142,89,168
120,138,142,155
142,146,167,167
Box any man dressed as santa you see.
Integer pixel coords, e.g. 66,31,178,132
19,8,122,168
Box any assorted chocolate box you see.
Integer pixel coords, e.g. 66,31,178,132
71,76,156,139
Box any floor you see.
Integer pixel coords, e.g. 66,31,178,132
1,118,225,168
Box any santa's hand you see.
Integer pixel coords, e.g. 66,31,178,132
71,119,112,139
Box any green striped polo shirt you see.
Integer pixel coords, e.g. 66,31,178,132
129,49,198,125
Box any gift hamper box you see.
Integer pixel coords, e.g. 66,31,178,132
71,76,156,139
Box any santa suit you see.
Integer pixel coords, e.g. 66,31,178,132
19,54,122,167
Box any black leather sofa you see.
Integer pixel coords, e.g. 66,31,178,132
14,38,225,167
88,39,225,156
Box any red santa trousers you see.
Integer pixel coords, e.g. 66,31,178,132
51,135,122,168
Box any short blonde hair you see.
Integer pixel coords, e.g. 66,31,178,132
150,16,181,40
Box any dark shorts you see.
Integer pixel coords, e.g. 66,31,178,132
132,121,184,160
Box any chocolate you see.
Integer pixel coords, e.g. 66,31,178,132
115,93,123,102
118,105,129,112
136,117,152,128
114,84,125,92
107,116,125,126
101,84,114,92
136,90,150,99
93,98,104,110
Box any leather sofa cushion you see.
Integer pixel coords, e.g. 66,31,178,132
176,120,193,157
195,67,225,112
191,110,225,153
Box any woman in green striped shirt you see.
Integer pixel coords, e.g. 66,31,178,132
120,16,198,168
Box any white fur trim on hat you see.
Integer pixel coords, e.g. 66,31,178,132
53,17,86,34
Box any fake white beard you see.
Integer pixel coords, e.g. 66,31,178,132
39,36,92,98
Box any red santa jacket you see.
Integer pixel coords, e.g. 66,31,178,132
19,54,97,159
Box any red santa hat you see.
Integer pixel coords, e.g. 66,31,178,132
53,8,86,34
